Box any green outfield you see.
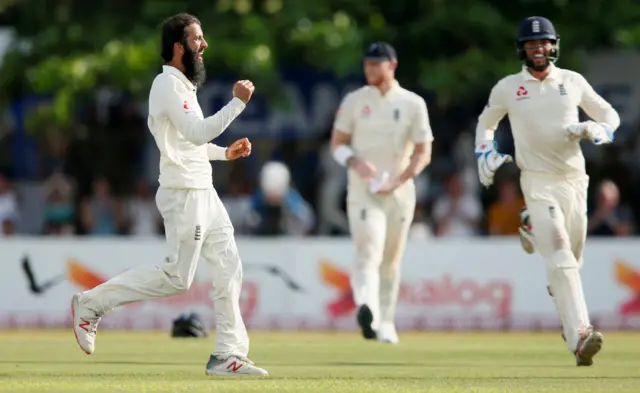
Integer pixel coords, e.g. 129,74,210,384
0,330,639,392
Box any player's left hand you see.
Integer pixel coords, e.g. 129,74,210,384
225,138,252,160
566,121,614,145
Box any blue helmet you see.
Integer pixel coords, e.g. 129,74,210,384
516,16,560,71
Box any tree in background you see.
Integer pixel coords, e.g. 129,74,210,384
1,0,640,129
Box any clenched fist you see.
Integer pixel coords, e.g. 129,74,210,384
233,80,255,104
225,137,252,160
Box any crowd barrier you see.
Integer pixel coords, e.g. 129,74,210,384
1,237,639,331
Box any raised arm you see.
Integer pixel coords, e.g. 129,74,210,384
155,78,246,146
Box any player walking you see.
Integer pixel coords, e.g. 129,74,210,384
70,13,268,377
331,42,434,344
475,16,619,366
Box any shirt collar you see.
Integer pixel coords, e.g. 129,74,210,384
547,64,561,80
521,64,561,82
162,65,196,92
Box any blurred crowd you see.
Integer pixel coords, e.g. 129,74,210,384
0,95,637,239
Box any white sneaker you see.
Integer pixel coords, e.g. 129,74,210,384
205,355,269,376
377,323,399,344
71,293,102,355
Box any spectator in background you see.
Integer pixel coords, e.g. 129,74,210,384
126,180,161,236
0,173,18,236
316,141,349,235
248,161,315,236
109,100,147,192
221,161,254,235
80,178,124,236
487,178,526,236
270,135,317,209
1,219,14,237
433,171,481,237
408,204,433,240
42,169,76,235
452,132,481,193
588,179,633,236
0,110,12,172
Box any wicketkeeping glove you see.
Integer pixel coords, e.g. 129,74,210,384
475,140,513,188
566,121,614,145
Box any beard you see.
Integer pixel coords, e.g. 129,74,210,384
526,57,550,72
182,45,206,88
365,75,384,86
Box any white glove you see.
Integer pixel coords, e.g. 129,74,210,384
566,121,614,145
475,140,513,188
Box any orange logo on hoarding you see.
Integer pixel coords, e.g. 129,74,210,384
67,258,107,289
319,260,355,318
319,259,512,318
23,255,258,319
615,259,640,315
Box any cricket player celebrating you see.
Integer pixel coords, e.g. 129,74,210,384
331,42,434,344
70,13,268,376
475,16,619,366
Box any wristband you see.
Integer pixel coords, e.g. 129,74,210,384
332,144,354,167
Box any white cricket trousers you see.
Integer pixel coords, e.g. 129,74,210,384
346,183,416,330
79,187,249,358
520,172,590,351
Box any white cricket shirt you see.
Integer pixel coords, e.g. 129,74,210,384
147,66,246,189
334,81,434,194
476,64,620,177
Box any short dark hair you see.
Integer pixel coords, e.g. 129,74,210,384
160,13,201,62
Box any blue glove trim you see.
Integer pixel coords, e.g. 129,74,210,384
600,123,614,142
475,141,498,159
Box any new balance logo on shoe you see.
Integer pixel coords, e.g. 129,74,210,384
227,361,243,372
79,319,91,332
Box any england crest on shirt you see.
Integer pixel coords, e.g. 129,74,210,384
183,100,195,113
558,84,567,96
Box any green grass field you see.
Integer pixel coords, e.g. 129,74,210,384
0,330,639,392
